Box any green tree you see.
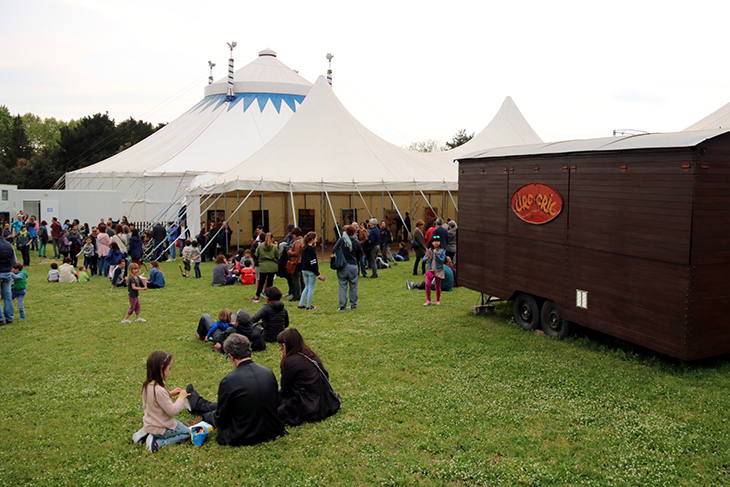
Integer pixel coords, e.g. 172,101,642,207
22,113,65,151
445,129,474,150
58,112,118,171
406,139,444,152
114,117,159,153
1,115,33,170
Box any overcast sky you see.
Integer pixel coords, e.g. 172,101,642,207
2,0,729,146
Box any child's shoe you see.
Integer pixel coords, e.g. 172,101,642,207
132,427,148,443
135,318,147,322
146,434,159,453
121,319,132,324
423,301,431,306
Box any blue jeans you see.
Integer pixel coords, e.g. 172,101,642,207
12,289,25,319
153,240,164,261
299,270,317,308
359,255,368,277
393,253,404,261
151,420,191,448
99,257,110,277
0,272,13,323
169,244,175,260
194,262,201,278
337,264,358,308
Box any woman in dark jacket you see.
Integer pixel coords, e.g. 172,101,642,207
412,219,428,275
128,229,144,266
297,232,325,310
276,328,340,426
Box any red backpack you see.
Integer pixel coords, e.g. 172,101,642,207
241,268,255,285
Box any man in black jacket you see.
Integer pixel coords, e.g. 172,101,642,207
151,222,166,261
186,334,287,446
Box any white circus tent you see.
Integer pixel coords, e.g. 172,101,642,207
196,75,543,245
64,48,312,226
685,101,730,131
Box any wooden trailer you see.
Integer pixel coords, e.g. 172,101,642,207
457,129,730,360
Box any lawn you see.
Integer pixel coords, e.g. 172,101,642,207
2,254,730,486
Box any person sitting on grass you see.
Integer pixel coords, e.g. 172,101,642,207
251,286,289,342
77,265,90,282
276,328,341,426
59,257,78,283
136,350,191,453
212,309,266,353
393,241,410,261
406,257,454,292
147,261,165,289
204,308,234,344
184,335,287,447
110,259,127,289
212,254,237,286
47,262,59,282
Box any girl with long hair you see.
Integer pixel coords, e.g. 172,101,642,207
253,232,278,302
139,351,191,452
297,232,325,310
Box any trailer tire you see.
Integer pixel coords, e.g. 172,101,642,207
540,300,570,339
514,293,540,331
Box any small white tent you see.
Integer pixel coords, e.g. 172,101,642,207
197,76,543,244
65,49,312,226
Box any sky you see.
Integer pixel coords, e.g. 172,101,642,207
1,0,729,147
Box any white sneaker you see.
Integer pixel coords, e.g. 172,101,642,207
121,319,132,324
146,434,159,453
185,398,192,413
135,318,147,322
132,427,148,443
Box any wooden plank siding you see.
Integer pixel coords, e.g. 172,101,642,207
458,134,730,359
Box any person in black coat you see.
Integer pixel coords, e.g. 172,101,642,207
151,222,166,261
251,287,289,342
229,308,266,351
276,328,340,426
185,334,287,446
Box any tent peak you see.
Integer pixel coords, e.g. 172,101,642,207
259,48,277,57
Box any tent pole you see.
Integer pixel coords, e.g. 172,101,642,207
444,179,459,212
289,181,297,227
442,191,445,221
236,190,240,249
320,192,325,261
354,183,372,218
201,179,262,257
381,191,384,222
322,181,342,240
414,181,437,219
383,182,410,235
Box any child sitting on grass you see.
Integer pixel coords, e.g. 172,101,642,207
110,259,127,289
138,350,191,453
78,265,91,282
121,263,146,323
11,263,28,320
47,262,59,282
205,308,233,344
59,257,78,283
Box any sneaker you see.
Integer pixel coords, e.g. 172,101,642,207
406,281,414,290
184,398,192,413
336,307,346,311
283,294,293,299
297,305,306,309
289,297,298,302
146,434,159,453
423,301,431,306
307,306,317,310
132,427,148,443
348,305,357,310
435,301,441,305
121,319,132,324
250,297,260,303
135,318,147,322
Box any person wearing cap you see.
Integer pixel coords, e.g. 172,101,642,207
429,218,449,249
366,218,381,278
422,234,446,306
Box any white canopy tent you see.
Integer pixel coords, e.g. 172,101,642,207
685,101,730,131
197,76,543,244
65,49,312,227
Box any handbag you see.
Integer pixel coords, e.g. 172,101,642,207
330,245,347,270
285,259,297,274
298,353,342,413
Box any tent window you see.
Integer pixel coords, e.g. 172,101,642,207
341,209,357,227
252,210,269,236
1,190,7,201
298,209,315,234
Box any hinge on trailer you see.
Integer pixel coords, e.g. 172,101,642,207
682,163,691,172
459,169,464,175
563,165,569,172
571,165,577,172
620,164,627,172
509,167,514,174
700,162,710,170
534,166,540,172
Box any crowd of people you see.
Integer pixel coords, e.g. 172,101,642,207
1,209,458,452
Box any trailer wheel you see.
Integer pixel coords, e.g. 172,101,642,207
513,293,540,331
540,300,569,339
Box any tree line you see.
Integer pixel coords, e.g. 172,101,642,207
0,106,164,189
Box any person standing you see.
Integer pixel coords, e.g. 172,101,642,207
422,235,446,306
403,212,411,242
167,222,178,261
412,220,427,276
184,334,288,446
379,221,391,262
332,224,362,311
286,228,304,301
446,221,457,263
367,218,381,278
50,217,62,259
0,235,16,325
298,232,325,310
151,222,166,262
15,225,31,267
253,232,278,303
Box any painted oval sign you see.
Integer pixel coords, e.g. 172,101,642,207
511,183,563,224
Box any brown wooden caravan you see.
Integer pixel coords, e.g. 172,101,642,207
456,129,730,360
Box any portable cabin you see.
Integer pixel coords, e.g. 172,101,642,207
456,129,730,360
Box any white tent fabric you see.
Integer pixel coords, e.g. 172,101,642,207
65,49,312,223
685,101,730,131
200,78,542,195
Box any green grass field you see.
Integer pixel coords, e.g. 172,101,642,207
2,254,730,486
